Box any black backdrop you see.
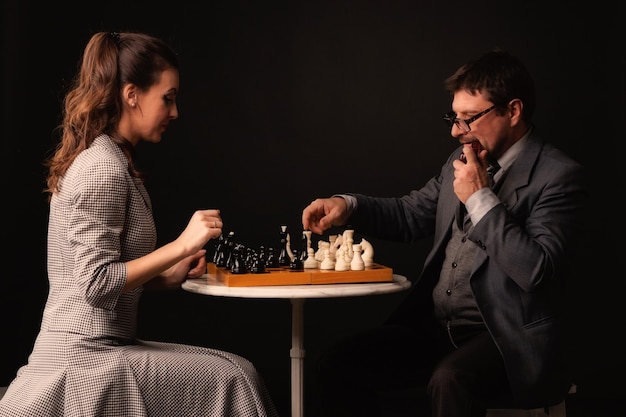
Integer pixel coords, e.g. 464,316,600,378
2,1,623,415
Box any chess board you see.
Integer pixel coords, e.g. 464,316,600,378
207,262,393,287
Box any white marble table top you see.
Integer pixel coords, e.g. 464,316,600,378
182,273,410,299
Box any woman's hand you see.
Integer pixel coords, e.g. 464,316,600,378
175,209,222,254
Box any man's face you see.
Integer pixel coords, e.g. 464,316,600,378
450,89,512,160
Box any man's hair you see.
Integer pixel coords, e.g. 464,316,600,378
444,49,535,122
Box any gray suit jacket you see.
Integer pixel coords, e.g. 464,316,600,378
348,130,588,408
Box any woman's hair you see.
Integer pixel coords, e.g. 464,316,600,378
45,31,179,196
444,49,535,123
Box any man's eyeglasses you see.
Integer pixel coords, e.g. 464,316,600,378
443,105,496,134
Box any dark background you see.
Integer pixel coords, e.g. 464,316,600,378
2,0,623,415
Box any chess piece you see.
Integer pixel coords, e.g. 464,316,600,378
230,244,248,274
350,244,365,271
258,245,268,267
328,234,339,257
265,247,278,268
298,231,309,263
225,237,238,270
278,225,291,267
315,241,330,262
360,238,374,266
303,247,319,269
303,230,312,251
217,231,235,267
343,228,355,260
245,247,254,267
328,235,341,263
290,249,304,271
249,253,266,274
320,248,335,270
211,233,225,264
334,246,350,271
286,230,295,262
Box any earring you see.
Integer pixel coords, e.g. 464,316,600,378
131,102,136,107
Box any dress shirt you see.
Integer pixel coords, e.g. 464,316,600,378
464,129,530,225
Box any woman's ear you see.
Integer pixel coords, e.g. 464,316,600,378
122,84,138,108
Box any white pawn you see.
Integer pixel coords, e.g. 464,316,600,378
304,247,319,269
360,238,374,267
320,248,335,270
334,246,350,271
350,244,365,271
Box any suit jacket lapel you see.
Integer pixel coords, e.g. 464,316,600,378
496,133,543,210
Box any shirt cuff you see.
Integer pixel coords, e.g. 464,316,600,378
465,188,499,225
333,194,357,216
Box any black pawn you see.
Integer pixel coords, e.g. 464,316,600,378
230,245,248,274
266,247,278,268
290,249,304,271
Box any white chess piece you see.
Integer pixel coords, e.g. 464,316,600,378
304,247,319,269
315,241,329,262
350,244,365,271
334,246,350,271
343,228,355,259
360,238,374,267
303,230,312,251
320,248,335,270
329,234,341,257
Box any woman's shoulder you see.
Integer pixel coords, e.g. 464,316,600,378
72,135,127,172
63,135,131,191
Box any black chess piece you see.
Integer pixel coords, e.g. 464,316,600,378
277,225,290,267
249,253,266,274
216,231,235,267
265,247,278,268
258,246,268,267
245,247,255,268
298,231,308,263
211,233,225,264
290,249,304,271
230,244,248,274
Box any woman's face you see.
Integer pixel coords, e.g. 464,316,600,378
125,68,179,145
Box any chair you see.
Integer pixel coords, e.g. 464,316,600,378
485,384,576,417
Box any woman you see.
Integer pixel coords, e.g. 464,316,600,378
0,31,278,417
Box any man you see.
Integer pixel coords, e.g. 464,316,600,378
301,50,587,417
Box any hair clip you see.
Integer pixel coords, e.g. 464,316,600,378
110,32,120,44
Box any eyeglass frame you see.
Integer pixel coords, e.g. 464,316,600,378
443,105,496,133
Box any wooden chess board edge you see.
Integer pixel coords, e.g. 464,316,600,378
207,262,393,287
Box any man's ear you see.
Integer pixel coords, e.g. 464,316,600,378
508,99,523,126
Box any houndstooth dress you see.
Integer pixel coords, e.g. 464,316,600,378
0,135,279,417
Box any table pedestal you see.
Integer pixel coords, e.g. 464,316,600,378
290,298,305,417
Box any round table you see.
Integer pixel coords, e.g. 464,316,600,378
182,274,411,417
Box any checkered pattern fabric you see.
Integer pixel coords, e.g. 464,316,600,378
0,135,278,417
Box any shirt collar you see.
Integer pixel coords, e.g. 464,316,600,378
495,127,531,174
